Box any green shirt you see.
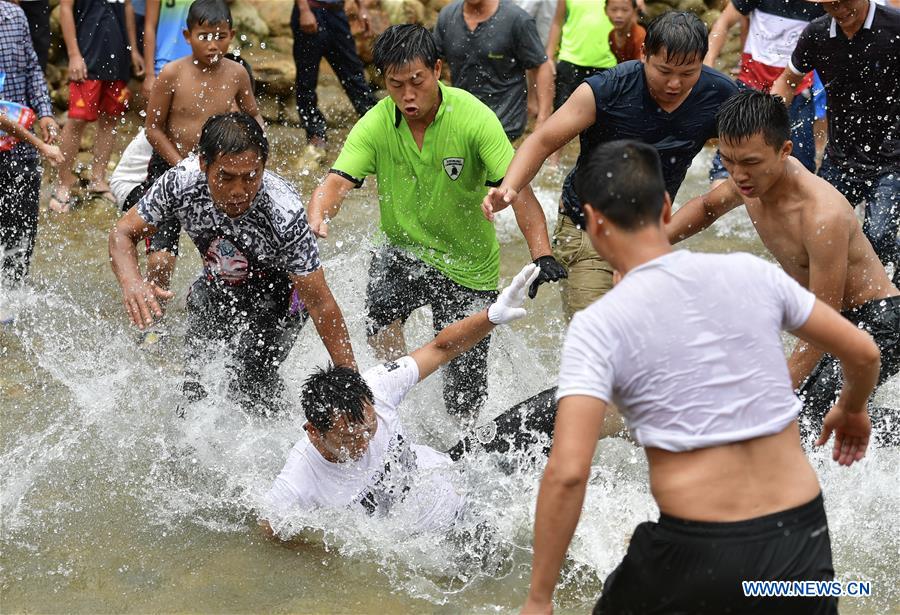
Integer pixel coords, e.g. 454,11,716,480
558,0,616,69
332,82,514,291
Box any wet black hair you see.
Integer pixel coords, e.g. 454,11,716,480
717,89,791,151
574,140,666,231
224,52,256,92
372,24,439,75
644,11,708,64
301,364,374,434
198,112,268,165
187,0,233,30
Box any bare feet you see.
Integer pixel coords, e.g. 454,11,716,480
48,187,72,213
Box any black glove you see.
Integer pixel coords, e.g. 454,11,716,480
529,255,568,298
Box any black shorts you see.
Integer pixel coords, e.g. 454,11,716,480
799,295,900,446
555,61,608,110
596,494,836,615
365,246,497,337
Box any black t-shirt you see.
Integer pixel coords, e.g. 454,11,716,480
434,0,547,140
74,0,131,81
790,2,900,176
560,61,738,226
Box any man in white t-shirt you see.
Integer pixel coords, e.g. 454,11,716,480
522,140,879,614
261,263,559,536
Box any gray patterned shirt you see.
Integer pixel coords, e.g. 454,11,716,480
137,158,321,283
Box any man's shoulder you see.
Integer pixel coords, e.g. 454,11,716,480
260,170,309,231
437,0,464,22
590,61,643,93
0,1,26,23
443,84,499,120
698,65,739,95
874,3,900,31
800,13,832,37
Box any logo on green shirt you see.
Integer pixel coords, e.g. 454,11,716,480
443,157,464,180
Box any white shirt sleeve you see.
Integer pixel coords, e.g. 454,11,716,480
556,311,617,404
261,445,313,520
765,261,817,331
363,357,421,410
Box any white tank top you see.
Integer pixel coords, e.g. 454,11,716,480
557,250,816,452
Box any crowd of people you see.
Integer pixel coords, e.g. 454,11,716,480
2,0,899,612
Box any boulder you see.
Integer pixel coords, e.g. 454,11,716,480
244,0,293,38
382,0,426,24
240,46,296,99
640,2,672,23
676,0,707,16
231,0,270,41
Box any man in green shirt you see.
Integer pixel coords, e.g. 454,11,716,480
308,24,565,421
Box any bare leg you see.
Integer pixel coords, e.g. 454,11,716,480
54,117,87,210
88,112,119,191
367,320,407,361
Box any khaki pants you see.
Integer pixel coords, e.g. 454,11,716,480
552,212,614,321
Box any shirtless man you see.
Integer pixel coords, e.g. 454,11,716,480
668,89,900,444
143,0,262,293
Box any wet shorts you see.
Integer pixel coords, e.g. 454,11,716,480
67,80,129,121
595,494,837,614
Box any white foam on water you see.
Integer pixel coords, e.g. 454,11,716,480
2,152,899,612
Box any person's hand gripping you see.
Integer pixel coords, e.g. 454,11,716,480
488,263,541,325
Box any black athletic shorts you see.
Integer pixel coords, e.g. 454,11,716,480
365,245,497,337
799,295,900,446
595,494,837,615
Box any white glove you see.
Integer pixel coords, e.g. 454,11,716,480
488,263,541,325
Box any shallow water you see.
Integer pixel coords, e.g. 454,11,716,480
2,123,898,614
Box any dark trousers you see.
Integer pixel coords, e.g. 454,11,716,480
290,4,377,141
20,0,50,71
798,296,900,446
595,495,837,615
184,275,309,413
365,246,498,421
554,61,607,110
0,153,42,287
818,159,900,279
446,387,558,462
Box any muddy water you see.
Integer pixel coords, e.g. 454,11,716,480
1,118,898,614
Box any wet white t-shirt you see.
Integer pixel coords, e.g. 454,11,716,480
264,357,466,533
557,250,816,452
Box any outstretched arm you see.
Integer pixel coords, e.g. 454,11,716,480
771,66,805,106
410,264,540,380
291,268,357,369
483,83,596,217
666,179,743,244
704,2,743,68
523,394,607,615
792,300,879,465
145,66,183,166
109,207,173,329
307,172,357,238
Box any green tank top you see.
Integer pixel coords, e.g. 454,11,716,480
558,0,617,69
